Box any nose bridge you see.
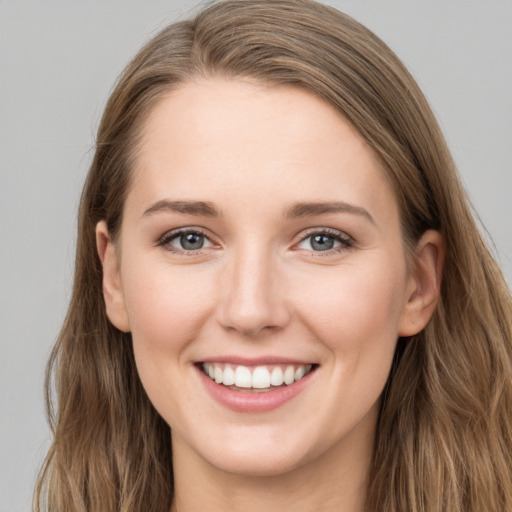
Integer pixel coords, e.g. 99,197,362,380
218,237,288,335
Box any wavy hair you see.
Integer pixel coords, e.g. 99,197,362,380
35,1,512,510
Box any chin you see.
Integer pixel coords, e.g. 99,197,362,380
206,446,308,478
179,422,321,478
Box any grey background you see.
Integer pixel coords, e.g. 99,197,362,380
1,1,511,510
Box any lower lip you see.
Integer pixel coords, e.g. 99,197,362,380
197,366,316,413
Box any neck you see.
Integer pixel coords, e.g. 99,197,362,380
170,413,375,512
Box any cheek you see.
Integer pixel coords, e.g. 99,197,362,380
122,260,214,348
120,260,218,424
291,255,408,355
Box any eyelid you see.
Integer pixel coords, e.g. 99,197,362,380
293,227,355,254
157,227,219,254
156,226,355,256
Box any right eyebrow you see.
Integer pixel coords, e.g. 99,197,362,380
142,200,222,218
283,200,375,225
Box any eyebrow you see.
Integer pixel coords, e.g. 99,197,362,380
143,200,221,217
283,201,375,224
142,199,374,224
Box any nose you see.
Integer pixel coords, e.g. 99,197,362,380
216,243,291,337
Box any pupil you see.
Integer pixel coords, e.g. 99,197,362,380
311,234,334,251
181,232,204,250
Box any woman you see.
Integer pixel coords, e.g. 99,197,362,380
35,1,512,511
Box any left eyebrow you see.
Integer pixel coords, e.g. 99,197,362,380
142,200,222,218
283,201,375,225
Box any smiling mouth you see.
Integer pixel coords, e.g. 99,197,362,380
200,362,317,392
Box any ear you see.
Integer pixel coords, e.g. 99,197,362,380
398,230,445,337
96,221,131,332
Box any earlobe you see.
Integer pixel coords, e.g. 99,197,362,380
96,221,131,333
398,230,445,337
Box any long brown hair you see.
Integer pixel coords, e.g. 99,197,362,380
35,1,512,510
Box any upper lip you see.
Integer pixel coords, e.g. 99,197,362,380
198,356,317,366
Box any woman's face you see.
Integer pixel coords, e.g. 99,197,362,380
100,79,427,477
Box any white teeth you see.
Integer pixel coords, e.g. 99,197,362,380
214,366,223,384
202,362,314,389
294,366,306,381
270,366,284,386
234,366,252,388
252,366,271,388
223,365,235,386
283,365,295,385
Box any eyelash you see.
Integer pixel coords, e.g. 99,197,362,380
157,227,355,256
157,228,215,255
295,228,355,256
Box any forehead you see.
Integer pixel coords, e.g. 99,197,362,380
128,78,397,223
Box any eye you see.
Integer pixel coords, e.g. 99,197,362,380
296,230,353,253
159,229,214,253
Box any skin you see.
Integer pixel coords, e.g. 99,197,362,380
97,79,444,512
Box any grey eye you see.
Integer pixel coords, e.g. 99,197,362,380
162,230,214,252
310,234,336,251
178,232,206,250
297,231,349,252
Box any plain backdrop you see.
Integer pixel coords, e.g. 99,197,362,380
1,1,511,510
